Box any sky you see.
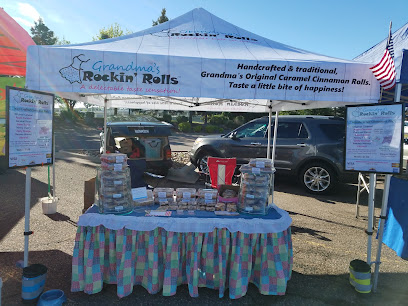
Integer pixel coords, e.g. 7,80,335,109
2,0,408,60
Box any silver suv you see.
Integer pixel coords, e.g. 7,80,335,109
190,115,356,194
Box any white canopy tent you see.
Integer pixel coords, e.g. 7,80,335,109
24,7,388,292
26,8,380,112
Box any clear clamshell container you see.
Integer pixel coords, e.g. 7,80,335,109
238,161,276,215
153,187,175,206
100,153,128,164
197,188,218,199
175,188,197,200
96,167,133,214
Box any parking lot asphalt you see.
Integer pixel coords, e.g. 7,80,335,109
1,152,408,305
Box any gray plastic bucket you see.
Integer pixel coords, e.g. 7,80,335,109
21,264,47,303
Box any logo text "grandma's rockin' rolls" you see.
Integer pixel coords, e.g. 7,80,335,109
59,54,178,85
84,61,178,84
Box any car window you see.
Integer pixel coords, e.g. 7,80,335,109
235,122,268,138
273,122,308,139
319,123,345,140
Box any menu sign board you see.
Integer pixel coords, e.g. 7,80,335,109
6,87,54,168
345,103,403,174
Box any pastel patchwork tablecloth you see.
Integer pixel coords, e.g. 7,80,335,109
71,206,292,299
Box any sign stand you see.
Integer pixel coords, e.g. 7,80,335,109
5,87,55,268
345,101,404,291
23,167,32,267
373,174,391,291
366,173,376,264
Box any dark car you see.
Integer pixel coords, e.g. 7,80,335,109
100,118,173,176
190,115,355,194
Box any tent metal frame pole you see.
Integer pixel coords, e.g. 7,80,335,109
52,132,56,200
267,101,272,159
24,167,32,268
373,174,391,291
373,81,403,290
269,110,279,207
271,111,279,165
366,173,377,265
103,98,108,153
366,173,376,264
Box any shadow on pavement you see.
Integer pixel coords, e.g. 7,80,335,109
288,210,366,232
1,250,407,305
0,169,48,242
291,225,331,242
274,174,385,208
45,212,78,227
0,250,73,305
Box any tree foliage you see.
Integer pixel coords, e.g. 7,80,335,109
152,8,169,26
55,96,77,110
280,107,345,117
93,23,132,40
56,37,71,45
30,18,58,45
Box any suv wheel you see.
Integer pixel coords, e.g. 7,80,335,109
197,151,218,174
300,162,336,194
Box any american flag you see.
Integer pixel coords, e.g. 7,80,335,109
370,29,396,90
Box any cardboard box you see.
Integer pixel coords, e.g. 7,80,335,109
217,184,239,203
118,138,132,154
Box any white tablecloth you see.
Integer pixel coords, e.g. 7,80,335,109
78,204,292,234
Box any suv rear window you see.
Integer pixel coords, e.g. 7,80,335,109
319,123,345,140
276,122,308,139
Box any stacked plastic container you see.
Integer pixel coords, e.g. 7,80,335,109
197,189,218,211
175,188,197,210
153,187,175,208
238,158,275,215
97,153,133,214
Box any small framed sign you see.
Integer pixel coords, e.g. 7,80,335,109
6,87,54,168
345,103,403,174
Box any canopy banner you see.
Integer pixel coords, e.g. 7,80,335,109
26,8,380,107
27,50,380,103
86,95,270,112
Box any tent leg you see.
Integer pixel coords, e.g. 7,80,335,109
267,102,272,159
373,174,391,292
271,111,279,165
103,98,108,153
356,173,362,217
372,82,402,291
268,111,279,207
24,167,32,268
356,173,370,218
366,173,376,264
52,133,56,200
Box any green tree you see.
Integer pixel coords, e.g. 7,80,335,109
152,8,169,26
30,18,58,45
93,23,132,41
93,23,132,115
56,37,71,45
